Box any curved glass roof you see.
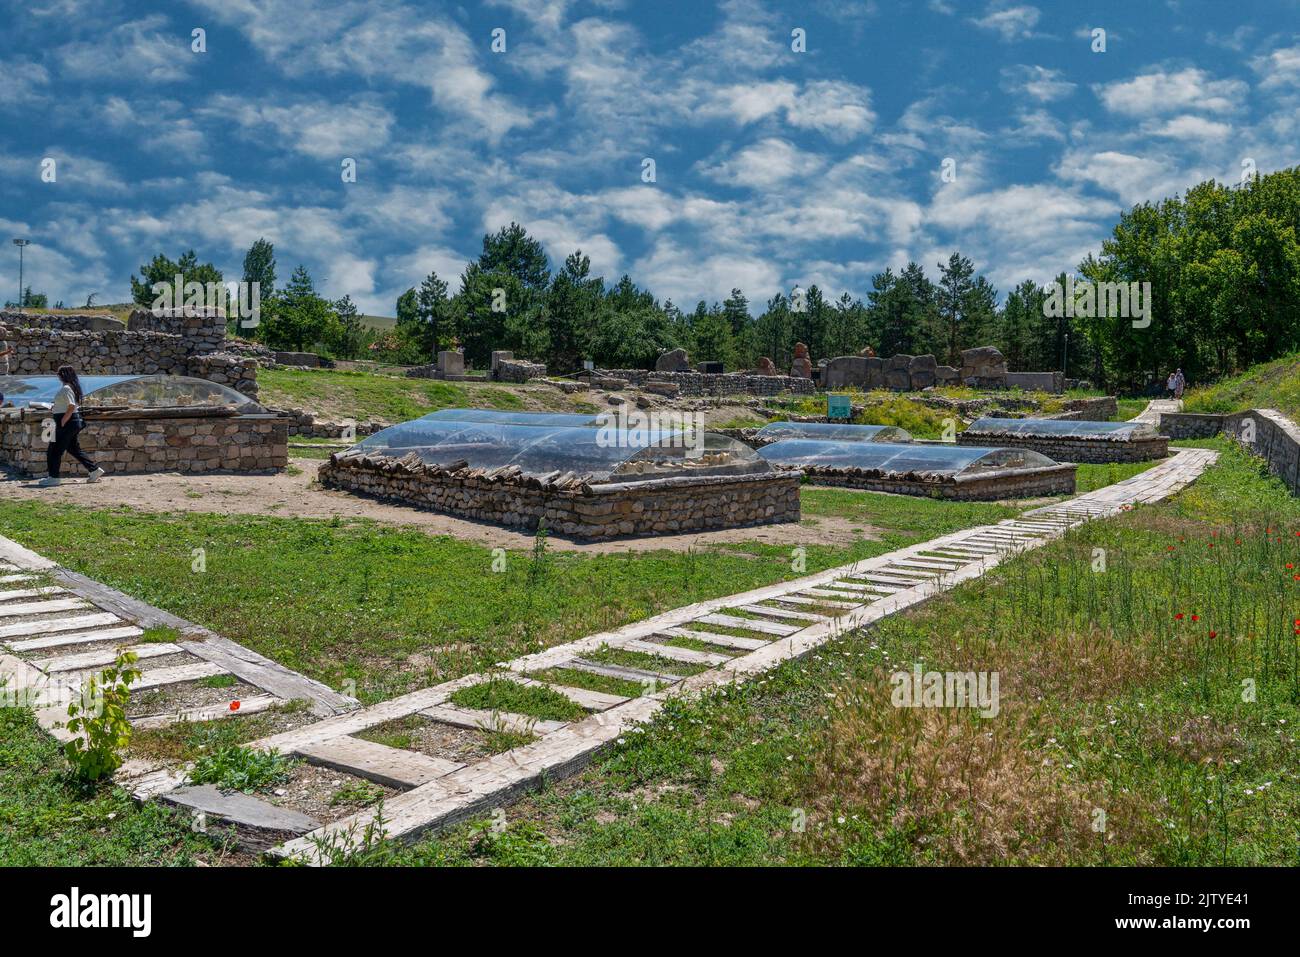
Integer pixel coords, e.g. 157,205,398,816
758,439,1060,477
0,374,263,412
351,419,770,482
420,408,609,427
755,421,913,443
964,417,1154,438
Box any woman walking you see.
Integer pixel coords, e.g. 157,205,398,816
39,365,105,487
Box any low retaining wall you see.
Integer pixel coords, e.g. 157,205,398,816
594,369,814,397
958,431,1169,463
0,409,288,477
0,311,124,332
1155,411,1226,440
1158,408,1300,493
789,463,1077,501
318,454,801,538
274,407,386,439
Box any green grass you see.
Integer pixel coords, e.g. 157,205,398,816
257,367,576,423
449,678,587,722
0,707,220,865
186,746,297,793
1114,397,1150,421
1183,352,1300,420
0,487,1002,702
532,667,646,699
374,437,1300,867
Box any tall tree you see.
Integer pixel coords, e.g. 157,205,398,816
241,238,276,299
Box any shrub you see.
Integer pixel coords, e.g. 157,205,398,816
64,651,141,783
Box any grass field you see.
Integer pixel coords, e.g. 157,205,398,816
332,439,1297,866
1184,352,1300,421
257,368,596,423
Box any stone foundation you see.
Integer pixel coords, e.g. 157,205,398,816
593,369,814,397
318,453,801,538
1156,412,1226,440
0,409,288,477
958,431,1169,463
789,463,1077,500
1159,408,1300,494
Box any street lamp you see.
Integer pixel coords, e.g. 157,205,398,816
12,239,31,310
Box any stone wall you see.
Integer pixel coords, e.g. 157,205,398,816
126,308,226,354
789,463,1077,501
318,453,801,538
1059,396,1118,419
957,431,1169,463
0,325,260,399
0,311,124,332
495,358,547,383
0,409,287,477
1005,371,1064,392
1158,408,1300,494
592,369,814,397
275,407,386,439
1155,411,1226,440
822,354,961,391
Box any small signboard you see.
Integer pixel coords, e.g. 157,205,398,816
583,360,594,371
827,394,852,420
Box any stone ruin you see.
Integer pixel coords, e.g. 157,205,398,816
0,308,289,477
405,349,548,384
821,353,960,391
790,342,813,379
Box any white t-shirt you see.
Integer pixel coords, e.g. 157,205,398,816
51,384,78,414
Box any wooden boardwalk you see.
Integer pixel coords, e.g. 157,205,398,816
247,446,1214,863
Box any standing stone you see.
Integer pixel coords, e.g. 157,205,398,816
655,348,691,373
753,356,778,376
908,354,938,389
437,350,465,376
790,342,813,379
865,356,884,388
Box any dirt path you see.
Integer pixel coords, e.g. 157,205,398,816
0,458,876,553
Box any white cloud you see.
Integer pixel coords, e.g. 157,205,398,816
1001,65,1076,102
203,95,394,160
970,4,1042,42
1253,44,1300,90
1151,115,1232,141
1095,68,1248,116
55,15,192,83
697,138,826,189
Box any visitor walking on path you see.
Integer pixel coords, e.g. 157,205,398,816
1166,370,1177,399
1173,368,1186,400
39,365,105,487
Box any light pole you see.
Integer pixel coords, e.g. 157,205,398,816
12,239,31,310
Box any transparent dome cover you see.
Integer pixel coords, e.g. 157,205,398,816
755,421,913,442
420,408,610,427
0,374,263,412
351,419,770,481
758,439,1061,477
964,417,1154,438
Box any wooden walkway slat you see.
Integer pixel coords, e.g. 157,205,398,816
418,704,568,736
296,735,463,789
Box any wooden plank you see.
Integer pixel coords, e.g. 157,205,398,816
623,639,731,666
0,613,125,642
296,736,463,789
655,627,769,651
161,785,320,835
771,594,858,610
35,642,180,673
732,604,830,623
563,658,680,686
0,574,37,585
798,587,869,601
127,660,227,691
131,694,279,729
695,613,799,636
0,586,69,602
418,705,568,736
6,624,144,653
0,598,90,619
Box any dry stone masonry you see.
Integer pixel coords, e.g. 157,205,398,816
318,452,801,538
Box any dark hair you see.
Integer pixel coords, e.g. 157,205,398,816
57,365,83,404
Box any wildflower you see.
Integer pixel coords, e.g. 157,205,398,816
229,700,240,712
1175,613,1184,620
1192,614,1200,621
1209,631,1217,638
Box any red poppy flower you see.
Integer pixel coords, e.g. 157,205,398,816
1175,613,1184,620
1192,614,1200,621
1288,564,1294,569
1208,631,1217,638
229,700,240,712
1167,545,1175,551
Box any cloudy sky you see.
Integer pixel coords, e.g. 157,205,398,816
2,0,1298,314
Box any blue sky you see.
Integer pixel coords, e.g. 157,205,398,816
2,0,1298,314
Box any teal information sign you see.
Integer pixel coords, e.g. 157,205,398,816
827,394,851,420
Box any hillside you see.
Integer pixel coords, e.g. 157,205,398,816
1183,352,1300,420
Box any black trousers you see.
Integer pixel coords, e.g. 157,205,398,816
47,418,97,478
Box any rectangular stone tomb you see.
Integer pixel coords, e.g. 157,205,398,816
315,411,800,538
757,440,1077,500
957,417,1169,463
